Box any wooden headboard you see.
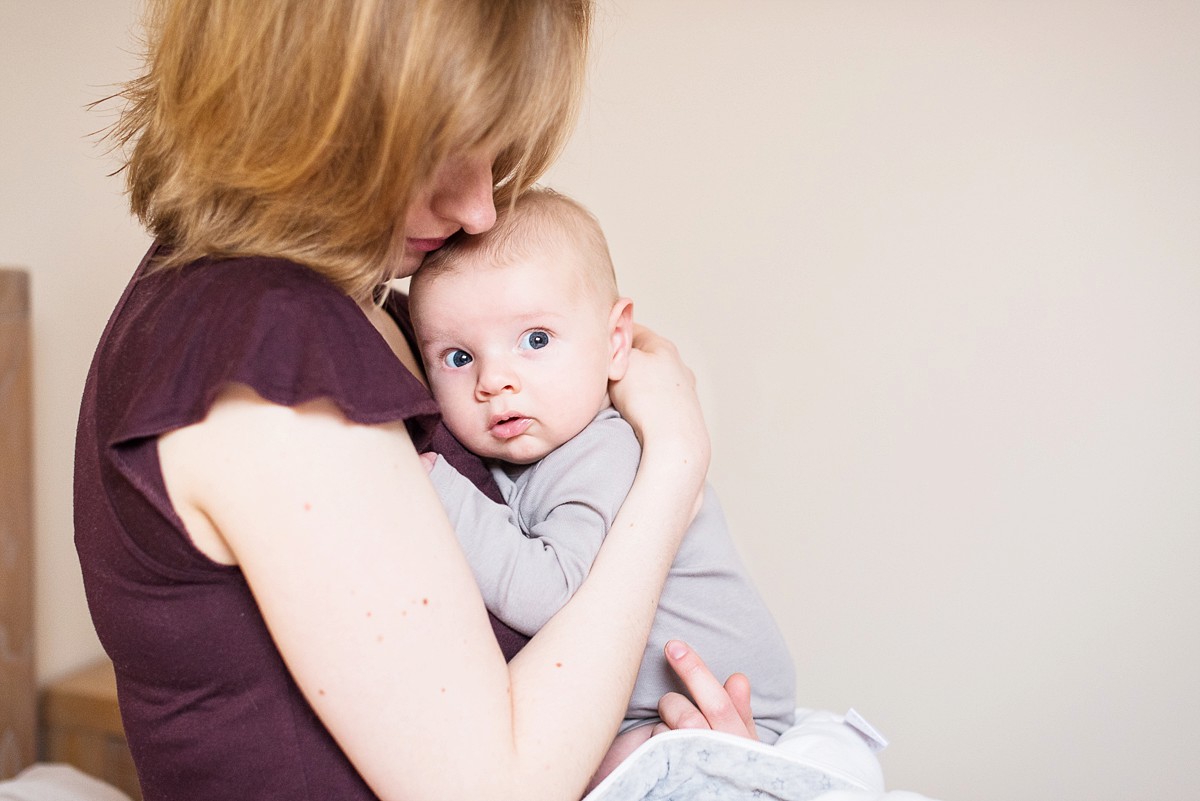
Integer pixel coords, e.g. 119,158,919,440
0,267,34,779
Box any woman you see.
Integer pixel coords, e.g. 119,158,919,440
75,1,757,799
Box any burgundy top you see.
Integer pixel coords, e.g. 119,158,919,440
74,247,529,800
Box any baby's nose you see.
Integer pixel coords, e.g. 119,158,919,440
475,360,520,397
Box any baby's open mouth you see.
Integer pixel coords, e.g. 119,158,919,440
490,415,532,440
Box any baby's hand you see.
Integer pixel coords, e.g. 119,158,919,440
418,452,439,473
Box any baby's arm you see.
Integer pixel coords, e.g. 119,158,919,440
426,456,616,636
426,415,640,636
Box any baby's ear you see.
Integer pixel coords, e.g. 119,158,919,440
607,298,634,381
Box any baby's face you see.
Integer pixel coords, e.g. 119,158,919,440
413,245,618,464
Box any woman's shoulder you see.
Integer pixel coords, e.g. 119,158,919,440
98,251,436,445
141,253,360,324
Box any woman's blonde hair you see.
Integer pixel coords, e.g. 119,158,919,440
110,0,592,301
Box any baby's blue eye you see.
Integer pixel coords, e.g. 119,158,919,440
519,330,551,351
443,349,473,368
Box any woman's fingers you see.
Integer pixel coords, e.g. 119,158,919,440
629,323,678,358
657,691,711,731
609,324,707,465
723,672,757,737
659,640,757,740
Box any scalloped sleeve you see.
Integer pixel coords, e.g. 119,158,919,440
77,248,500,575
105,255,438,446
72,248,527,801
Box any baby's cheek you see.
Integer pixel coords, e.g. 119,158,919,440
438,399,478,443
425,374,457,407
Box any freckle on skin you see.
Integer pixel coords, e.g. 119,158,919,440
318,689,326,696
556,662,563,668
303,502,312,511
422,598,429,606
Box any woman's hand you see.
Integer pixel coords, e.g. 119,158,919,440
609,323,710,477
653,640,759,740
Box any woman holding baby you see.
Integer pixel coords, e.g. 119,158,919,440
74,1,759,800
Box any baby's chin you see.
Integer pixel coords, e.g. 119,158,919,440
487,446,553,467
472,438,557,467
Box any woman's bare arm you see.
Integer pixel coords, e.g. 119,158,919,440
158,332,706,801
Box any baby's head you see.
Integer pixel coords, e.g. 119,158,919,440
410,188,632,465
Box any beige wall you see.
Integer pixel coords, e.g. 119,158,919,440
2,0,152,680
4,2,1198,799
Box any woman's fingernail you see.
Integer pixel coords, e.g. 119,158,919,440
665,641,688,660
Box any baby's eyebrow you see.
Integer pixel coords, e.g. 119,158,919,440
414,331,459,351
511,309,568,324
412,335,453,357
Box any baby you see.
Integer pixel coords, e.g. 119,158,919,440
409,187,795,780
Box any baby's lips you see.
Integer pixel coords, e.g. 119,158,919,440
489,415,533,440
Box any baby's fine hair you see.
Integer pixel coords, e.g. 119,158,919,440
417,187,619,304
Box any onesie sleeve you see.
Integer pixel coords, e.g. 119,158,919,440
428,456,558,635
427,413,641,636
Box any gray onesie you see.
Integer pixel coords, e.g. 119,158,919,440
428,407,796,739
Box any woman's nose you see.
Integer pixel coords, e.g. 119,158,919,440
431,154,497,235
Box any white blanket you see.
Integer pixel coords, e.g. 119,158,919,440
0,713,941,801
584,709,942,801
0,765,132,801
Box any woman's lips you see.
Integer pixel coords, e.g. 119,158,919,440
407,237,447,253
490,416,533,440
